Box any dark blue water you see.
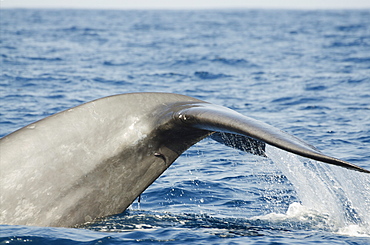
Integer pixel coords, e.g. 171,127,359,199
1,9,370,244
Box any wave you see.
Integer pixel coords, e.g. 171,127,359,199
82,201,369,237
194,71,232,80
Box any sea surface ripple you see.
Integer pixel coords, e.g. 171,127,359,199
1,9,370,244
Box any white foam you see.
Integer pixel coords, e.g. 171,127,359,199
252,202,317,221
251,202,334,231
337,225,370,237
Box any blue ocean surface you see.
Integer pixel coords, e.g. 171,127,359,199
1,9,370,244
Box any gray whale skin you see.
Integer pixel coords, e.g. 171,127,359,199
1,92,368,227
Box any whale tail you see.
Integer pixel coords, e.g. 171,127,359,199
1,92,368,228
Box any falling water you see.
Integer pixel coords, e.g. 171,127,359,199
265,146,370,237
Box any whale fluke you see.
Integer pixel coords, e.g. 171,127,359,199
175,103,369,173
0,92,368,228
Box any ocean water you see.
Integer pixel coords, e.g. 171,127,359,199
1,8,370,244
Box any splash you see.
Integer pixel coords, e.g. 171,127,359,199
251,202,333,231
265,146,370,236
